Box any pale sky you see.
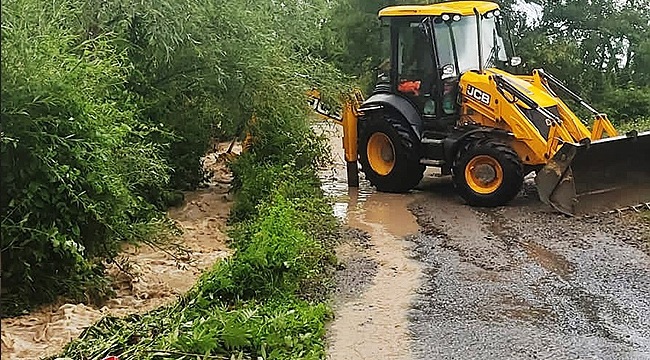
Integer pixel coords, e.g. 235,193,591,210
513,0,544,27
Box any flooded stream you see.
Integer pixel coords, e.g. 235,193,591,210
1,144,236,360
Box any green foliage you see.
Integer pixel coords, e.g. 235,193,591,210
1,0,171,314
511,0,650,123
58,118,339,359
615,117,650,133
40,0,345,356
1,0,346,315
60,296,331,360
601,87,650,122
195,195,328,302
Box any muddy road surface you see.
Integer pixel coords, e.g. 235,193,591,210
318,121,650,359
410,178,650,359
319,122,423,360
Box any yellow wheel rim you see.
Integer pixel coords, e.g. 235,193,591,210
367,132,395,176
465,155,504,194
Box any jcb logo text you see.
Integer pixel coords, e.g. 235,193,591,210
466,85,491,106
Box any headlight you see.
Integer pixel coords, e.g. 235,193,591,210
494,10,501,17
442,14,451,21
453,14,461,21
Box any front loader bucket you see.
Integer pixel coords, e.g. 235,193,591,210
536,131,650,216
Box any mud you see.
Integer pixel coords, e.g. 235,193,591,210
317,118,650,359
333,228,378,301
317,122,423,360
1,144,237,360
409,173,650,359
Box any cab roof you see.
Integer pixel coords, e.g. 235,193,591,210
378,1,499,18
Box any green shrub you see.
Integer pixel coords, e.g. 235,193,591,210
60,295,331,360
601,87,650,124
615,117,650,133
1,0,170,314
193,194,330,303
58,149,339,359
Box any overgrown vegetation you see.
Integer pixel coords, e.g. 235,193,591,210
1,0,344,315
55,29,341,354
58,157,339,359
3,0,346,355
1,1,174,314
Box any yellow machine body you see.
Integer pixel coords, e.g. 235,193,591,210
378,1,498,17
457,68,614,166
312,1,650,215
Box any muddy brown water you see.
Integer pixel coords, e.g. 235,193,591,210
318,122,423,360
1,145,236,360
317,121,650,359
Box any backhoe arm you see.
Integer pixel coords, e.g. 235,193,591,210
308,89,364,187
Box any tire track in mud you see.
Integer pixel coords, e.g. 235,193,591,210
317,122,423,360
409,178,650,359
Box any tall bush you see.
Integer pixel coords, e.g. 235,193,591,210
1,0,346,315
1,0,171,314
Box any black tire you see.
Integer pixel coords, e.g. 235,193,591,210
358,112,424,193
452,139,523,207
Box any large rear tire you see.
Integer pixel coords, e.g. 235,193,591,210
453,139,523,207
358,113,424,193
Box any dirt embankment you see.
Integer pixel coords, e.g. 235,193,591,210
1,144,238,360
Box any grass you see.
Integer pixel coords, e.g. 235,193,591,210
55,124,339,359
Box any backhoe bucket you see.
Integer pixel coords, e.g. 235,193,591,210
536,131,650,216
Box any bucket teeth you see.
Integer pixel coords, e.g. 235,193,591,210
535,143,577,215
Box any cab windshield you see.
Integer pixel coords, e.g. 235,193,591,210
434,14,507,75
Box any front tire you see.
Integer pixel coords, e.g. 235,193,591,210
453,139,523,207
358,114,424,193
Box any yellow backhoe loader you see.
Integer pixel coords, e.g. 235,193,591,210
321,1,650,216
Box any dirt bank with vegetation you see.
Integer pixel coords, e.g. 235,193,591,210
52,131,338,359
1,0,345,318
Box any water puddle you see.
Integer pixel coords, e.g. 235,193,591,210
315,122,421,360
521,241,574,279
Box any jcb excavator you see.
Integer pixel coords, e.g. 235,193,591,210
318,1,650,216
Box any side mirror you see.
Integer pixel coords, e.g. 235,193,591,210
510,56,522,67
442,64,456,78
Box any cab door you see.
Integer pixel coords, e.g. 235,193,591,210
390,18,438,114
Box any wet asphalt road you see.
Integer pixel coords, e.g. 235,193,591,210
408,176,650,360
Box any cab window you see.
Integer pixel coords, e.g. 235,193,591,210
395,20,435,97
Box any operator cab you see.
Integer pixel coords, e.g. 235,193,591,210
377,1,516,131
